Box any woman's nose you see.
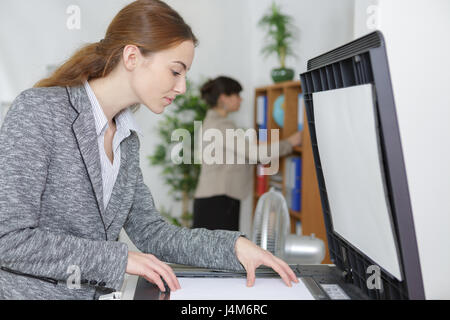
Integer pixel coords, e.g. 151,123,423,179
174,78,186,95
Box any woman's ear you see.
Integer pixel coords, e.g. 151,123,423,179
122,45,141,71
217,93,226,109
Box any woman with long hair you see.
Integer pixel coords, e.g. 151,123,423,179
0,0,298,300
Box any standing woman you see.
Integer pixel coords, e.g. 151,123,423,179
0,0,298,300
193,76,302,231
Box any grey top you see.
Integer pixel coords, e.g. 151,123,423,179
0,85,245,300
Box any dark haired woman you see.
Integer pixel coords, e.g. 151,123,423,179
194,76,302,231
0,1,298,299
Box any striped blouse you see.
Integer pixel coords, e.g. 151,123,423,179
83,81,141,210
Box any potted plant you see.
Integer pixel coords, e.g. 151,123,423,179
259,2,298,83
148,80,207,227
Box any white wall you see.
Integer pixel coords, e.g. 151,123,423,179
246,0,355,88
0,0,355,244
353,0,379,38
353,0,450,299
378,0,450,301
0,0,131,102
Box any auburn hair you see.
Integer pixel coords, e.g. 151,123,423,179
34,0,198,88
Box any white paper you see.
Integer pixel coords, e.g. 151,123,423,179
170,277,314,300
312,84,403,281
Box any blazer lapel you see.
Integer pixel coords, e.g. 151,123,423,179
66,85,107,231
104,136,130,230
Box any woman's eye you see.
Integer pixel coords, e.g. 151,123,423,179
171,70,181,76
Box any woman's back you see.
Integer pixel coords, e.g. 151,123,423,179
194,108,253,201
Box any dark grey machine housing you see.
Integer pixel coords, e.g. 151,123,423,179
299,31,424,299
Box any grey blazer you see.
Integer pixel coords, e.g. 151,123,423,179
0,85,245,300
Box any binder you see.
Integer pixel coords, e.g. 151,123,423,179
257,95,267,142
256,164,267,196
284,157,302,210
298,93,304,131
291,188,301,212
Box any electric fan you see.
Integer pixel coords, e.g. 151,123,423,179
251,188,325,264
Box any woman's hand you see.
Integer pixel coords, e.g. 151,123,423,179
286,131,302,147
234,237,299,287
126,251,181,292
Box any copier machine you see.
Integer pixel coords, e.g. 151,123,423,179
133,28,448,300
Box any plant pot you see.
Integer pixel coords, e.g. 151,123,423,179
271,67,295,83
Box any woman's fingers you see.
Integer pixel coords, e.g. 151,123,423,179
146,254,180,291
235,238,299,288
263,255,296,287
160,261,181,289
245,263,256,287
127,251,181,292
272,255,299,283
148,254,180,289
143,269,166,292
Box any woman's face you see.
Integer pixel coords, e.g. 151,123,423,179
129,40,195,114
220,93,242,113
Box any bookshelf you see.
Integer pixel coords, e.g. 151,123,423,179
253,80,331,264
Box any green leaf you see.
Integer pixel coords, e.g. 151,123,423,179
258,1,299,66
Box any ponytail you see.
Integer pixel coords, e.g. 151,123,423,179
34,41,112,87
34,0,198,89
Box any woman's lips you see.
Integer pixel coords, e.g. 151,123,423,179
164,97,173,104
